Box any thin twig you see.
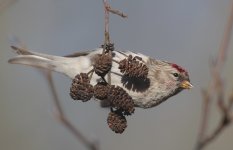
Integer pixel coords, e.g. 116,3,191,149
106,5,127,18
103,0,110,45
196,1,233,149
197,117,230,150
43,71,98,150
197,93,231,149
197,90,211,145
112,59,119,64
102,0,127,85
217,1,233,68
87,68,94,76
228,93,233,110
88,69,95,80
102,0,127,45
197,94,231,149
103,0,111,85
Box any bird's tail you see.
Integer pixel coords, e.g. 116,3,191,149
8,46,89,78
9,46,54,67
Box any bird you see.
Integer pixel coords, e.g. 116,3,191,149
8,46,192,109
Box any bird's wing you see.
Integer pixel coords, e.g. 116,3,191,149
64,50,95,57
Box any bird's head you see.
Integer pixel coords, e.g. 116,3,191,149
149,60,192,98
169,63,192,89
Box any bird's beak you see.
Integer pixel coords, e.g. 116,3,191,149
180,80,193,89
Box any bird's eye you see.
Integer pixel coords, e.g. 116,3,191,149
172,73,179,78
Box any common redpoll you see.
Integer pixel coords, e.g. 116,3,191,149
8,46,192,109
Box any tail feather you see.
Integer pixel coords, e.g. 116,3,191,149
9,46,92,79
8,55,55,70
10,46,65,61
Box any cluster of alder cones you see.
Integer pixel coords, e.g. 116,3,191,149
70,43,149,133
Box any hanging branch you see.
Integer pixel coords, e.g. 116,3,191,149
45,1,127,148
44,71,99,150
103,0,127,45
195,1,233,150
102,0,127,84
103,0,110,44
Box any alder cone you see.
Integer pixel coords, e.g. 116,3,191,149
108,85,135,115
70,73,94,102
107,110,127,134
93,82,109,100
119,55,148,79
93,54,112,77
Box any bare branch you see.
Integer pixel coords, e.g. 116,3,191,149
197,90,211,145
196,1,233,150
197,117,230,150
103,0,110,44
217,1,233,67
106,5,127,18
43,71,99,150
102,0,127,45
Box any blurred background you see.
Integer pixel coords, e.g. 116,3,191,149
1,0,233,150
